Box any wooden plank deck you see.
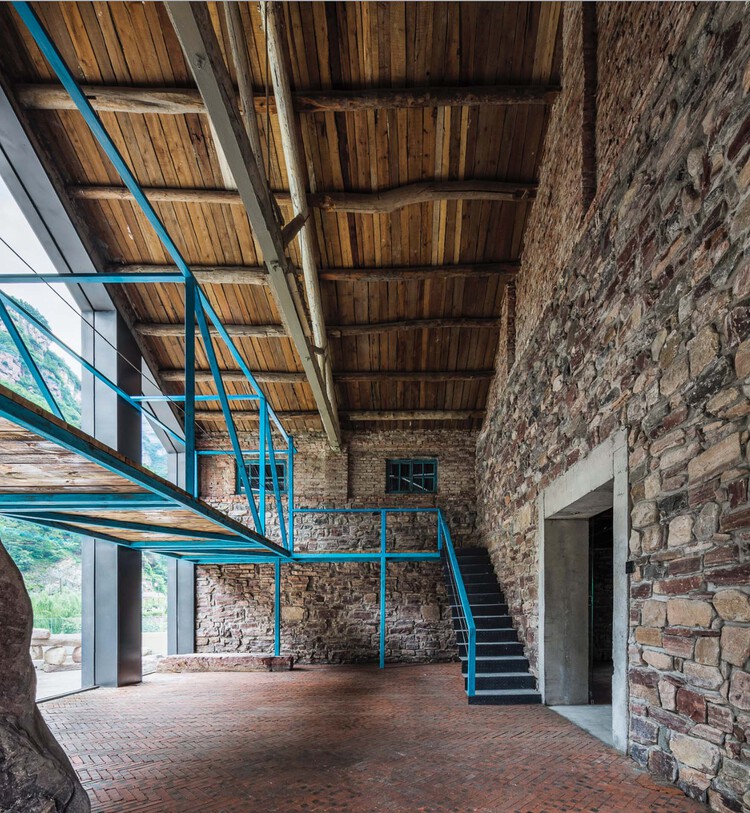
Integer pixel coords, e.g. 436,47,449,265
0,383,283,557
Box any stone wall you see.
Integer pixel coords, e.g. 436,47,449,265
476,4,750,811
196,429,476,663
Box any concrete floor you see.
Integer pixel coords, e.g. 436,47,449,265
550,703,614,747
36,669,82,701
38,663,707,813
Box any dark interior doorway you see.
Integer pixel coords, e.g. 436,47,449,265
589,508,613,704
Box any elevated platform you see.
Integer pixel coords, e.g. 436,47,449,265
0,384,287,561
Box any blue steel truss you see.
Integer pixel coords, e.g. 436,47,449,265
0,4,477,686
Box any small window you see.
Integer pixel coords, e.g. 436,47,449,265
386,459,437,494
236,458,286,495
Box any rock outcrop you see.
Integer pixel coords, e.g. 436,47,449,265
0,540,90,812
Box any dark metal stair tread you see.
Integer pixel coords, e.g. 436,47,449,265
468,689,541,697
458,655,531,660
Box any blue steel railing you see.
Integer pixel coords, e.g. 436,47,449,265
438,511,476,697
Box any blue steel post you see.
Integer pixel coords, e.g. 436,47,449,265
184,278,197,496
265,412,288,550
259,398,267,534
274,559,281,657
287,438,294,553
380,509,387,669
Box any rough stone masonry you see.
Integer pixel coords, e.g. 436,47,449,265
477,4,750,812
196,429,475,663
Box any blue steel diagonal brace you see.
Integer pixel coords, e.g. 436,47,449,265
0,298,63,418
0,292,183,445
12,2,291,449
195,302,262,532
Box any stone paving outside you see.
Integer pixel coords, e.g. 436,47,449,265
41,663,708,813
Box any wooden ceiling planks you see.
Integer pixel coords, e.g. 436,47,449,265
0,1,562,435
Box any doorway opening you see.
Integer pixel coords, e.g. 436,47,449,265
589,508,613,705
538,430,629,752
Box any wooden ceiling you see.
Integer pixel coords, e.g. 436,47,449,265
0,2,562,440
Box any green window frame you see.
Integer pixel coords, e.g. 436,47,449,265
236,457,287,495
385,458,438,494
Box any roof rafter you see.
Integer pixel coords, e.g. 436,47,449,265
16,82,561,115
109,261,519,283
69,179,537,213
262,0,336,413
164,0,342,450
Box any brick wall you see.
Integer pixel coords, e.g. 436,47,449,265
196,429,477,663
476,4,750,810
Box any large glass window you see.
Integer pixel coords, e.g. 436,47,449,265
385,459,438,494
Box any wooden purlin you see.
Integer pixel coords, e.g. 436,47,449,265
0,2,563,426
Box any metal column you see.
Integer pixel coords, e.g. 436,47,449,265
167,451,196,655
81,310,143,688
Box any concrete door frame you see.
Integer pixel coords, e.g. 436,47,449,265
537,428,629,752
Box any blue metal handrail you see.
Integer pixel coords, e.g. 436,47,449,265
438,510,476,697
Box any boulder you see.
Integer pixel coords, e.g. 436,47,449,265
0,540,90,812
43,647,67,667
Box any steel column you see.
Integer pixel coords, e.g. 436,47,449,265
380,510,387,669
287,438,295,553
184,277,197,497
167,558,195,655
274,559,281,657
259,398,267,534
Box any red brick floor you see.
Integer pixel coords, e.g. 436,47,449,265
40,664,707,813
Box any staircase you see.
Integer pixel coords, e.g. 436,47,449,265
444,547,541,705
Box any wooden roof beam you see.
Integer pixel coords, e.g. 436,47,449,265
195,409,484,422
165,1,341,450
159,368,495,384
69,179,537,213
262,1,335,411
108,261,518,283
135,317,500,338
17,83,561,115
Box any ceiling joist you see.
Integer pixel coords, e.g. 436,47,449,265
165,0,342,449
109,262,518,284
16,82,561,115
194,409,484,423
158,368,495,384
68,179,537,213
135,317,500,339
